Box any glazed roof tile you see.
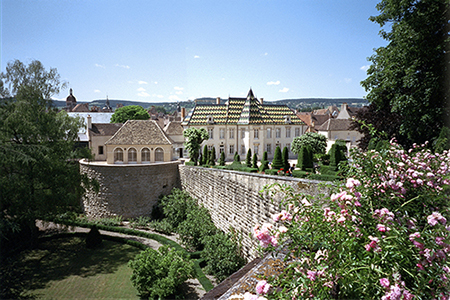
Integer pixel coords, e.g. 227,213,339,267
105,120,172,145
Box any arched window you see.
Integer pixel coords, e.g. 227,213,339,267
155,148,164,162
141,148,150,162
114,148,123,163
128,148,137,163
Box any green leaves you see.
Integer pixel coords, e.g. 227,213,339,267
183,127,208,164
110,105,150,123
291,132,327,155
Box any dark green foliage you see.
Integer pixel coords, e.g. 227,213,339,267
272,146,283,170
202,233,246,282
264,169,279,176
297,145,314,171
159,188,197,230
262,151,268,161
259,151,269,172
282,146,290,171
85,226,103,249
234,152,241,163
360,0,450,147
209,147,216,166
329,143,346,167
177,205,217,251
184,128,208,165
148,219,174,234
110,105,150,123
201,145,209,166
433,126,450,153
252,153,258,168
128,246,194,299
245,149,252,167
219,151,225,166
130,216,151,228
375,139,390,151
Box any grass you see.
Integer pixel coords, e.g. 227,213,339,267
3,235,141,299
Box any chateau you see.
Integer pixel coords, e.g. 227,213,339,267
181,89,307,159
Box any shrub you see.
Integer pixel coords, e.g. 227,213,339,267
282,146,290,171
95,216,123,227
128,246,194,299
272,146,283,170
130,216,151,228
209,147,216,166
85,225,102,248
291,170,310,178
264,169,279,176
234,152,241,163
202,233,246,282
185,160,196,166
148,219,174,234
329,143,345,168
177,205,217,251
297,145,313,171
219,151,225,166
245,149,252,167
159,188,196,230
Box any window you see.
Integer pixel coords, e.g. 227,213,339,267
229,144,235,154
141,147,151,162
155,148,164,161
286,127,291,138
219,145,224,153
229,129,235,139
241,128,246,139
276,128,281,138
114,148,123,163
295,127,301,137
266,143,272,154
98,146,104,155
208,145,214,152
208,128,214,139
254,129,259,139
241,144,246,155
253,144,259,155
219,128,225,139
128,148,137,163
267,128,272,139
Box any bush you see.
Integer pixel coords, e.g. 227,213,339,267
159,188,197,230
129,216,151,228
329,143,345,168
297,145,313,171
307,173,339,181
252,153,258,168
128,246,194,299
319,164,337,174
219,151,225,166
148,219,174,234
282,146,290,171
272,146,283,170
209,147,216,166
245,149,252,167
95,216,123,227
185,160,196,166
264,169,279,176
202,233,246,282
291,170,310,178
177,206,217,251
85,225,102,248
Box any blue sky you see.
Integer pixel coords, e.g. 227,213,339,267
1,0,386,102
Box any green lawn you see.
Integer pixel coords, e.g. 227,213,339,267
4,236,141,299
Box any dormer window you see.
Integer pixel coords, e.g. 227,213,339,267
284,115,292,124
207,115,215,124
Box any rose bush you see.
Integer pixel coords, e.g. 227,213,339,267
249,141,449,299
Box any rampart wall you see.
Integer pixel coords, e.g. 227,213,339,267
178,165,330,259
79,160,181,219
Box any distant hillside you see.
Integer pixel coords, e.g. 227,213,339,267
52,97,367,114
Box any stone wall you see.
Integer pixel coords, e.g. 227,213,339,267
179,165,330,259
79,160,181,219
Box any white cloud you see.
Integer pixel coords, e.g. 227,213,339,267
94,89,101,93
115,64,130,69
137,87,146,92
169,95,182,101
154,81,158,85
279,87,289,93
194,55,200,59
174,87,184,91
153,94,164,98
360,65,370,71
95,64,105,68
138,91,150,97
267,80,280,86
176,91,183,95
344,78,352,84
264,52,268,56
138,81,148,85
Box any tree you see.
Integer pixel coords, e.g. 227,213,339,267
183,127,208,165
245,149,252,167
219,151,225,166
272,146,283,170
209,147,216,166
0,60,94,253
360,0,450,147
252,153,258,169
297,145,313,171
201,144,209,166
110,105,150,123
282,146,290,171
259,151,269,172
291,132,327,155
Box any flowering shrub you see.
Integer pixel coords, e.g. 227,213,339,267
250,141,449,299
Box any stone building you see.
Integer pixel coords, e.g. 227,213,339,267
105,119,173,164
181,89,307,160
163,121,184,159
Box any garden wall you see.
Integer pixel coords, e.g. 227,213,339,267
178,165,330,259
79,160,181,219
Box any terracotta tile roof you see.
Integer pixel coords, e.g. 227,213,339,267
182,90,305,126
89,123,123,136
163,121,184,135
105,120,172,145
316,118,353,131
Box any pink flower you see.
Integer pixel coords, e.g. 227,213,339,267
346,177,361,189
377,224,390,232
243,292,259,300
380,278,390,288
255,280,271,295
279,225,288,233
307,270,317,281
427,212,446,226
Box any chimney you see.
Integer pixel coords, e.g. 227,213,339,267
216,97,221,105
87,114,92,130
260,98,264,104
341,102,348,112
181,107,186,119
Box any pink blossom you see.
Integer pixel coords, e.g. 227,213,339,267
255,280,271,295
279,225,288,233
243,292,259,300
380,278,390,288
346,178,361,189
307,270,317,281
377,224,390,232
427,212,446,226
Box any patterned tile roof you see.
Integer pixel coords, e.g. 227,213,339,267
105,120,172,145
181,89,305,126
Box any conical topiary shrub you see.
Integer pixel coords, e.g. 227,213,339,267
282,146,290,171
209,147,216,166
245,149,252,167
259,151,269,172
219,151,225,166
252,153,258,168
86,225,103,249
272,146,283,170
298,145,313,171
202,145,209,165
